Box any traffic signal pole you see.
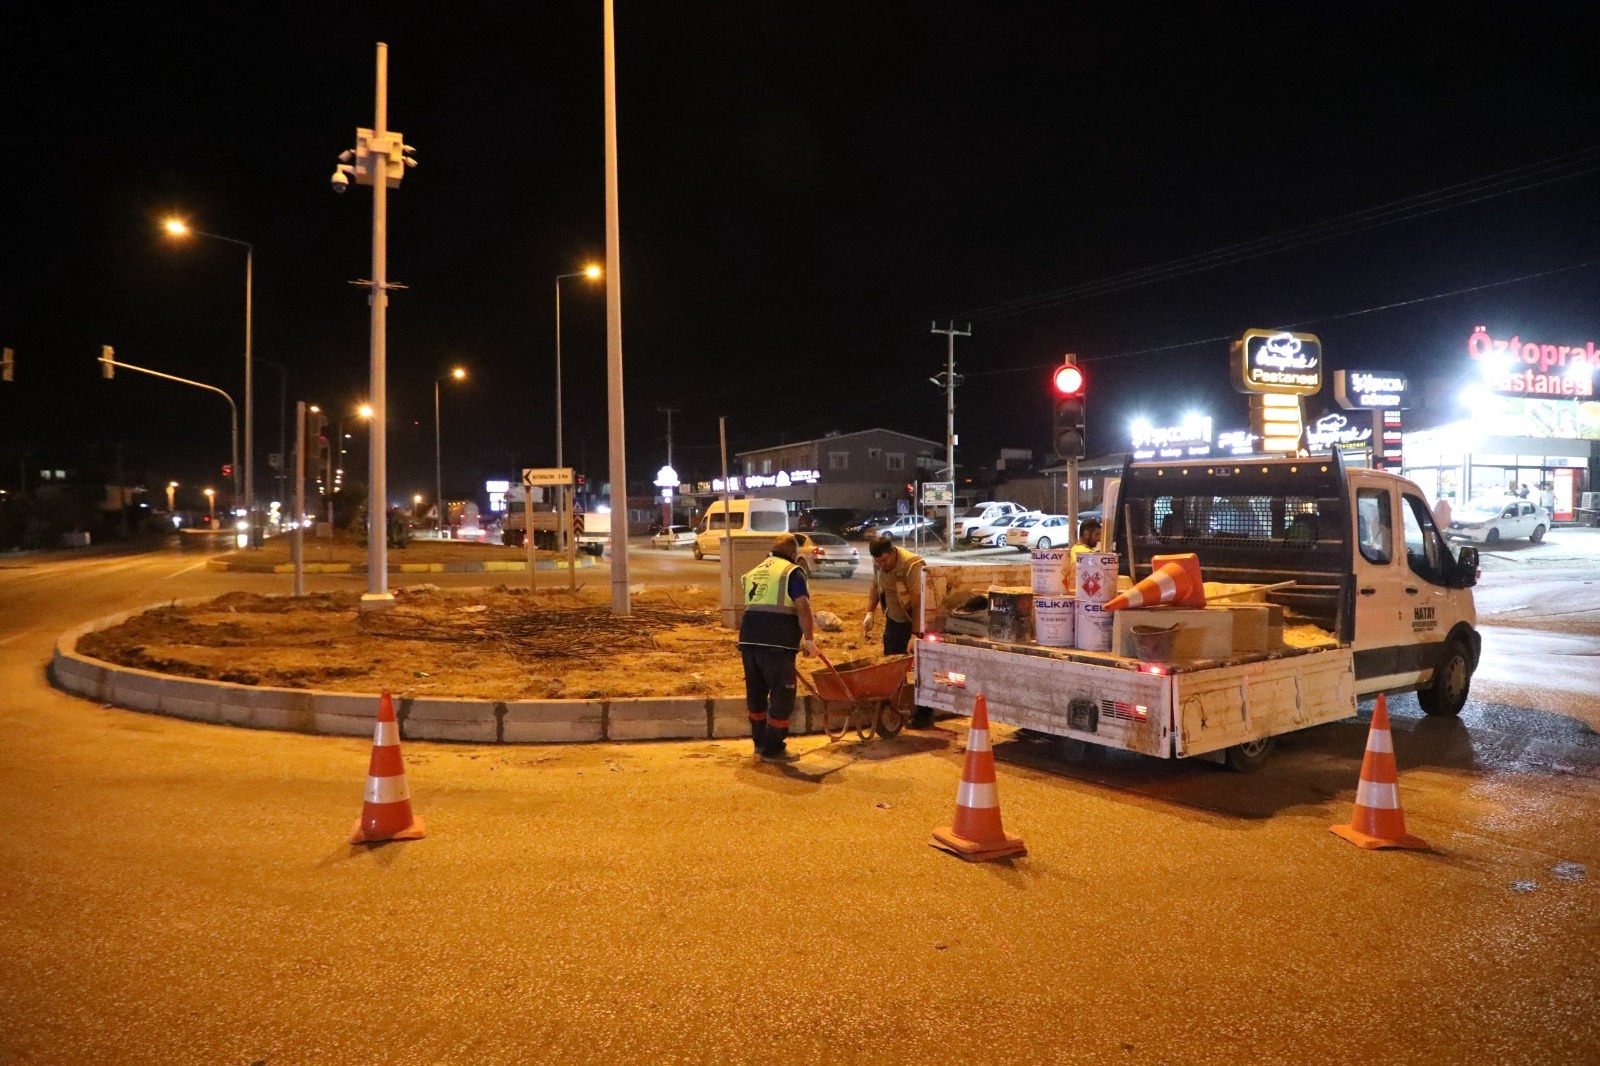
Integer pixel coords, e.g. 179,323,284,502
931,321,970,546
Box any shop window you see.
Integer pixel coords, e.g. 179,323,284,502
829,452,849,471
1356,488,1392,565
886,453,905,471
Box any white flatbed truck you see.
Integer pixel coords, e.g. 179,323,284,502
915,456,1483,770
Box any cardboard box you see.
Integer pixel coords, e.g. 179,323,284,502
1214,603,1286,653
1112,607,1234,661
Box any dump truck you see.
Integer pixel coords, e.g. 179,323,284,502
914,455,1482,770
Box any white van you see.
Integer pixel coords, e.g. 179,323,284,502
693,499,789,560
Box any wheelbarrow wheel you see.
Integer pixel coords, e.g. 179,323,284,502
877,684,913,738
854,701,877,741
822,702,851,741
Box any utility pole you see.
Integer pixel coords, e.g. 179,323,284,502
930,321,970,547
658,405,679,466
603,0,630,616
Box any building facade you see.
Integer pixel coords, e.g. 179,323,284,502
692,428,944,517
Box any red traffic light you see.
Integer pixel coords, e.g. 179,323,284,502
1053,363,1085,395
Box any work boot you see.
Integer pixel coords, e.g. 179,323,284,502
761,720,794,762
749,718,766,756
760,745,800,764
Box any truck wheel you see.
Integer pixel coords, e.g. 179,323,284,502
1417,639,1472,717
1223,735,1276,772
1530,524,1546,544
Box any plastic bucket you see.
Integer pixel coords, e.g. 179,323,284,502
1075,552,1120,604
1030,549,1070,595
1075,600,1114,651
1034,596,1076,647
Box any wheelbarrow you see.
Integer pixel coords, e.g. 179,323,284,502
801,652,915,741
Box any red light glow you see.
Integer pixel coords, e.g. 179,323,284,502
1053,363,1085,395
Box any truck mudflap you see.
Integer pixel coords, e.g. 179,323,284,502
916,637,1358,760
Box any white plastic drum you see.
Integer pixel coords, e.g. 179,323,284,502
1030,549,1070,596
1075,600,1114,652
1034,596,1076,647
1074,552,1120,604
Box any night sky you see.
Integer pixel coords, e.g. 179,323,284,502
4,3,1598,505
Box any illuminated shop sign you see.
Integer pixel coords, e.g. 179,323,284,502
1305,412,1373,451
711,476,741,492
1216,430,1257,456
1231,330,1323,394
1334,369,1408,410
1461,393,1600,441
1130,415,1213,459
740,468,820,490
1468,327,1597,397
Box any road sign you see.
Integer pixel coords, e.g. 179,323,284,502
573,511,585,536
522,467,574,487
922,481,954,504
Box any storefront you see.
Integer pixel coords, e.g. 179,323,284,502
1400,326,1600,523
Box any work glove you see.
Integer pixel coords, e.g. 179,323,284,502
862,613,876,637
803,638,818,658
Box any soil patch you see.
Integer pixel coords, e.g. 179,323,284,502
77,587,873,700
216,534,548,567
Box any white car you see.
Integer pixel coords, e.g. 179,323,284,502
968,511,1035,546
1005,514,1073,551
955,501,1027,541
650,525,697,549
1444,497,1550,545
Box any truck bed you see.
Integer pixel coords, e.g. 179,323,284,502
915,634,1357,758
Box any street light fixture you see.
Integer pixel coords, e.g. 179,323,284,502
554,264,602,472
435,366,466,538
162,216,257,544
166,481,178,513
204,487,216,525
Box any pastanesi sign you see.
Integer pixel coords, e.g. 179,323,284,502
1468,326,1597,397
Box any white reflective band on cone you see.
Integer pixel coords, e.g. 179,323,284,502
965,729,992,753
956,780,998,809
1355,780,1399,810
1365,729,1394,754
365,775,411,804
373,721,400,746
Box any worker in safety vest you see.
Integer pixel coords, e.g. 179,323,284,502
864,535,931,726
1064,516,1103,595
738,533,818,763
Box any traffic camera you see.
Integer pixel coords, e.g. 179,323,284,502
1051,359,1087,459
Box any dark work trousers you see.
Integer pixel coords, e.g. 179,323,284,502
882,617,913,657
741,646,798,753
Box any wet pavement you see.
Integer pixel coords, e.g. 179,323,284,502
0,543,1597,1064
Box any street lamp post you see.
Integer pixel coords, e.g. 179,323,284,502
435,367,465,538
163,218,255,543
554,265,602,472
166,481,177,513
204,488,215,525
258,358,288,511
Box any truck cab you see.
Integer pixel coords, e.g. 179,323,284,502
1117,455,1480,714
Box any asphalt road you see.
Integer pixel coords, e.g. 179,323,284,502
1,538,1597,1065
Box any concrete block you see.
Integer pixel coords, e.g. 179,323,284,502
108,674,163,713
608,697,708,741
311,691,379,737
710,697,753,739
503,699,605,744
235,688,317,733
403,697,499,743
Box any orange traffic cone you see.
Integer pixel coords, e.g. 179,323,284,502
350,691,426,845
1104,552,1205,611
931,695,1026,862
1330,694,1428,850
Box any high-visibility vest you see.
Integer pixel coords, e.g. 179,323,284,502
739,555,803,650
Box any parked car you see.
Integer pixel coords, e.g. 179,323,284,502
693,498,790,560
843,513,895,539
1005,513,1073,550
797,507,860,536
794,532,859,578
955,502,1027,542
968,511,1037,546
1444,496,1550,545
650,524,697,550
863,514,937,541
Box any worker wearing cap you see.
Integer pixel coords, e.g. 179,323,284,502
739,533,817,763
864,535,930,726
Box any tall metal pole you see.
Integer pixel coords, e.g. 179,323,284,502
363,42,393,609
603,0,630,615
555,276,565,470
434,376,443,538
244,245,255,543
931,321,970,547
293,402,306,596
